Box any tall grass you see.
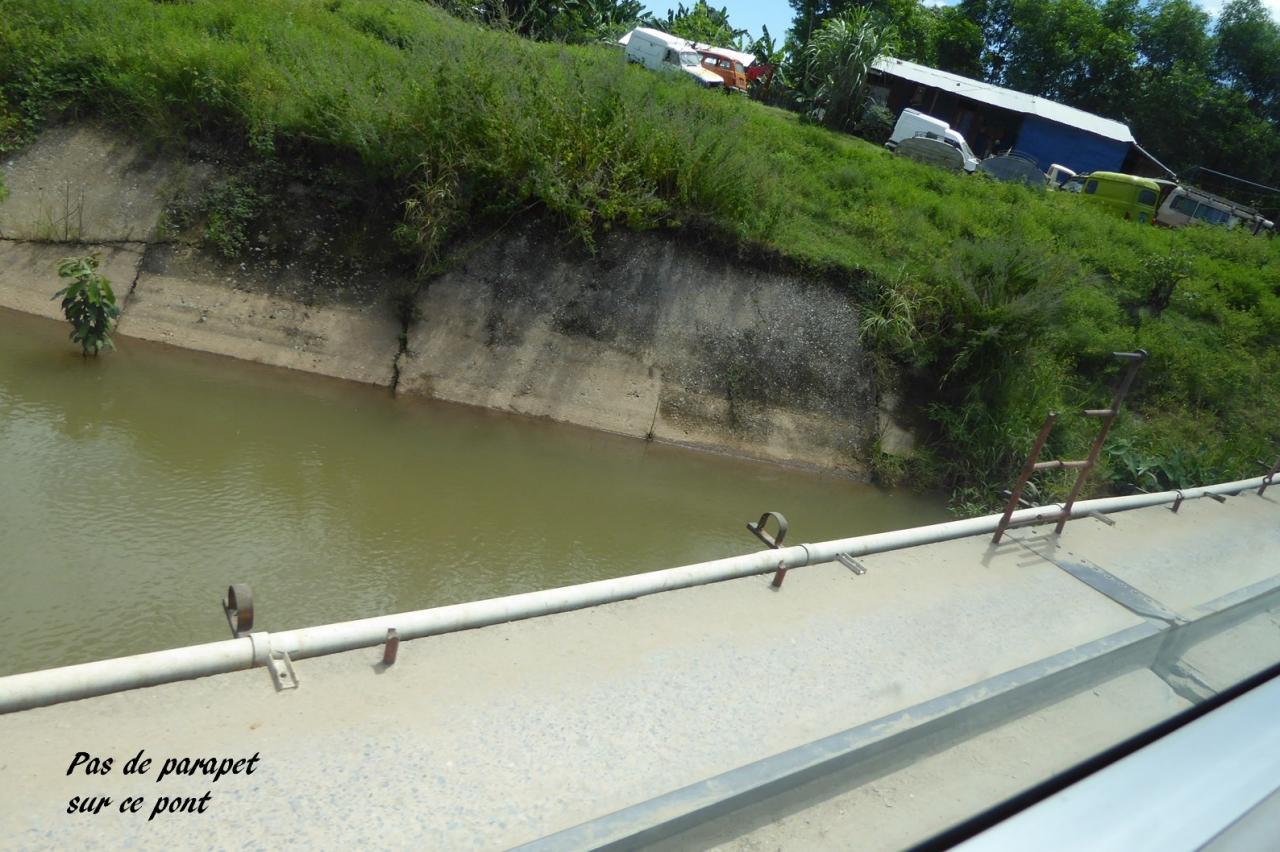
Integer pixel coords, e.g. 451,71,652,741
2,0,1277,500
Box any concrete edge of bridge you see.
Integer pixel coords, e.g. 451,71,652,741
521,579,1280,852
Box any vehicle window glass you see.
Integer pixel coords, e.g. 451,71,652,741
1171,195,1198,216
679,51,699,66
734,62,745,73
702,56,715,67
664,49,678,63
1195,204,1228,225
719,59,732,69
1138,189,1157,206
1085,180,1098,194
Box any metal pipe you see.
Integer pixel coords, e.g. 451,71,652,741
0,475,1267,714
0,638,257,714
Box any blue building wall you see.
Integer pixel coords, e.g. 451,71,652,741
1013,115,1129,174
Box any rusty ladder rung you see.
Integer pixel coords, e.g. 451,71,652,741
1053,349,1147,535
1002,512,1068,531
993,350,1148,544
1034,459,1090,471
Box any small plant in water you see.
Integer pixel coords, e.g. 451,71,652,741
53,255,119,355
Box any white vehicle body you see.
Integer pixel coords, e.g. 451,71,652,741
1156,184,1272,233
1046,163,1077,188
621,28,723,88
885,108,980,172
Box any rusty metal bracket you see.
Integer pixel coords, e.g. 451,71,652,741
747,511,788,550
222,583,254,638
769,560,790,589
382,628,400,666
1170,491,1185,513
266,650,298,691
1259,456,1280,497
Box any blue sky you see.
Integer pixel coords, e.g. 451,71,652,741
656,0,1280,49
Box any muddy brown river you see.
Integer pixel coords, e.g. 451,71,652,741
0,308,948,675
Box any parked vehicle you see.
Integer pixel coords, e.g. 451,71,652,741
697,50,748,93
1155,184,1273,233
621,28,723,89
1077,171,1161,223
895,135,968,172
978,152,1048,187
885,109,979,173
1046,163,1077,188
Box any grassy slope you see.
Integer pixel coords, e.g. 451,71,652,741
2,0,1277,500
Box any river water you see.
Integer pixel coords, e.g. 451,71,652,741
0,308,948,675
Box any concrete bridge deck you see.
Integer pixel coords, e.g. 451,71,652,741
1,491,1277,850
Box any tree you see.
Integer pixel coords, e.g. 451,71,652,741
656,1,747,48
1214,0,1280,120
1136,0,1213,73
931,6,984,77
53,255,119,356
787,0,936,65
488,0,647,43
805,8,895,132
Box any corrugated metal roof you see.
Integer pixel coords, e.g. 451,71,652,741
871,57,1134,143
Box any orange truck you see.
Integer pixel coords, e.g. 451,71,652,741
696,49,749,93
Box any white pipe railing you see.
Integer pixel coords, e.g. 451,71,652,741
0,476,1269,714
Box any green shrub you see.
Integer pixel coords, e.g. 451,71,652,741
53,255,119,355
202,178,264,258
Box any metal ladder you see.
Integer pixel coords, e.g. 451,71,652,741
992,350,1148,543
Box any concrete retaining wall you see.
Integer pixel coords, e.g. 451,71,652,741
0,122,890,474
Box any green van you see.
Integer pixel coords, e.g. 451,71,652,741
1077,172,1162,224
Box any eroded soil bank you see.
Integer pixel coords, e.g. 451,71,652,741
0,123,908,473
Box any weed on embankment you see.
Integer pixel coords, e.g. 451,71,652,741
1,0,1277,504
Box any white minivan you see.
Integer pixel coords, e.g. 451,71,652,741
621,28,724,89
885,108,980,173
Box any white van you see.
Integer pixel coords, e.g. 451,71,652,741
621,28,723,88
1155,184,1271,233
885,108,979,173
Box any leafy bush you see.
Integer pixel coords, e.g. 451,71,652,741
803,9,895,133
201,178,264,258
855,101,894,145
53,255,119,355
